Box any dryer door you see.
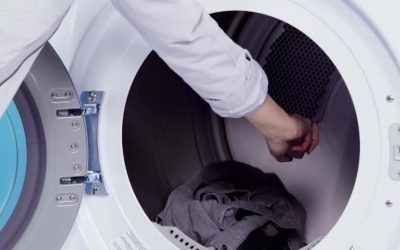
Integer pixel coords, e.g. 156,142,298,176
0,44,89,250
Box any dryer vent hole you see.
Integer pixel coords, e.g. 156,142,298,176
170,230,199,250
123,11,359,250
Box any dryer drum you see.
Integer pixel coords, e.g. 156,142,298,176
123,11,360,248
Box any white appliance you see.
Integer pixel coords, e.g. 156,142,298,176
1,0,400,249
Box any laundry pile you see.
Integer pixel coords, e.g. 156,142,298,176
157,161,306,250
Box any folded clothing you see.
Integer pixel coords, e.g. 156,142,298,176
157,161,306,250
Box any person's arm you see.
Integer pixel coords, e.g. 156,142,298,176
0,0,73,118
111,0,318,161
0,0,73,85
111,0,319,161
111,0,267,118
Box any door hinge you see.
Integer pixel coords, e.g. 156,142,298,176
81,91,107,196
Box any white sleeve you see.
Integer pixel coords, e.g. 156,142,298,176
111,0,268,118
0,0,73,85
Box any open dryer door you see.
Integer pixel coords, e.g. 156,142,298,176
0,44,93,250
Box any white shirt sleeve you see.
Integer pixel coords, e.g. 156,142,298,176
111,0,268,118
0,0,268,118
0,0,73,85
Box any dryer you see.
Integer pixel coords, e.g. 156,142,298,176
1,0,400,249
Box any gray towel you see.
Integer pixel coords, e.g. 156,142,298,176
157,161,306,250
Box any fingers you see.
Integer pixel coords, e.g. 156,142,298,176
307,123,319,154
267,119,319,163
285,124,318,160
291,132,311,153
276,154,293,162
288,150,305,159
266,139,293,162
289,130,311,159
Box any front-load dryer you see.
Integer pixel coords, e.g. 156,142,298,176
1,0,400,249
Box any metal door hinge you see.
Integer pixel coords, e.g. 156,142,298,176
81,91,108,196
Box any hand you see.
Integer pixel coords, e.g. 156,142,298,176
246,95,319,162
266,115,319,162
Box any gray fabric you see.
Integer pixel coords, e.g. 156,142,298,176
157,161,306,250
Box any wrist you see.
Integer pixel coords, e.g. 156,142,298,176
246,95,299,141
265,114,299,141
281,115,301,140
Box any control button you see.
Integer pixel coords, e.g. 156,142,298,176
394,145,400,161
